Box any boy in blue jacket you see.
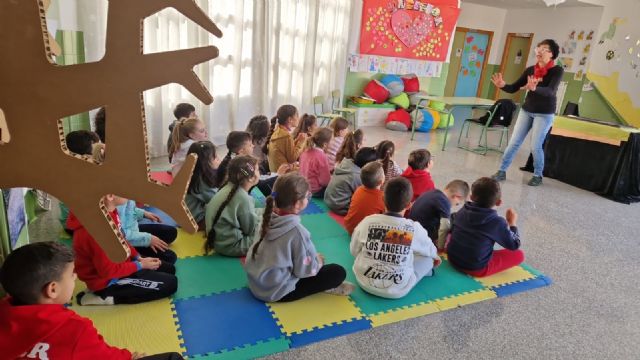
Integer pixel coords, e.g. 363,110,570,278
447,177,524,277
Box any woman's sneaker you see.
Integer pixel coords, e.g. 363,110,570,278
324,281,355,296
491,170,506,181
527,176,543,186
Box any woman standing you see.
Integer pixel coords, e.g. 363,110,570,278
491,39,563,186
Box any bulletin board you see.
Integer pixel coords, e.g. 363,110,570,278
359,0,460,61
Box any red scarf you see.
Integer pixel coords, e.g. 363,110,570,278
533,60,555,79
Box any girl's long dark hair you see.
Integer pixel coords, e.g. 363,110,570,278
216,131,252,186
375,140,395,177
335,129,364,164
187,141,218,194
251,173,309,259
205,155,258,254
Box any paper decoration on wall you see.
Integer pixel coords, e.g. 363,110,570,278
606,50,616,60
574,68,584,81
0,0,222,261
514,50,523,65
559,57,574,70
599,17,627,44
359,0,460,61
348,54,442,77
561,29,595,73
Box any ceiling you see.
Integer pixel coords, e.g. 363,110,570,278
462,0,602,9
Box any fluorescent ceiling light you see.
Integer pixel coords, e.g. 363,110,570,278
542,0,567,6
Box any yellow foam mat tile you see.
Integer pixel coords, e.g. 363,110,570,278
369,301,439,327
71,298,184,355
475,266,535,288
435,289,497,311
172,228,207,259
268,293,364,335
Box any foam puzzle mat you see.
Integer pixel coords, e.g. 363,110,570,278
65,189,551,358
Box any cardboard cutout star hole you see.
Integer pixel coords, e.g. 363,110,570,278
0,0,222,261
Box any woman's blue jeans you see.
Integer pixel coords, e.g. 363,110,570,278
499,109,554,177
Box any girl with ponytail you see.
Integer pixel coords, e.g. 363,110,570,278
244,173,354,302
204,155,261,256
375,140,403,184
185,141,221,230
299,127,333,198
335,129,364,165
169,117,208,176
266,105,306,172
292,114,318,140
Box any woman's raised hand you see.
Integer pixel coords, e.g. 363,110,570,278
491,73,506,88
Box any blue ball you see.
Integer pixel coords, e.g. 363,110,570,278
412,109,434,132
380,74,404,98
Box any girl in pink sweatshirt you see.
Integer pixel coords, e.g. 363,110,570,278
299,127,333,198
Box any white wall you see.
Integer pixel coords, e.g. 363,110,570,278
588,0,640,106
456,2,507,64
498,6,604,67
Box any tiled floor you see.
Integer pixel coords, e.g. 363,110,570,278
31,111,640,358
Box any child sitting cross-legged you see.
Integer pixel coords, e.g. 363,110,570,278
117,199,178,264
244,173,354,302
205,155,261,257
350,177,441,299
344,161,386,235
401,148,435,202
69,195,177,306
185,141,222,230
447,177,524,277
0,242,184,359
324,147,378,215
299,127,333,198
408,180,470,251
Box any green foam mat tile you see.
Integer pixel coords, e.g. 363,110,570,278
191,337,291,360
349,259,485,316
174,256,247,300
301,214,348,241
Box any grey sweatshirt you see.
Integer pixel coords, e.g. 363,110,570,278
244,213,322,302
324,158,362,215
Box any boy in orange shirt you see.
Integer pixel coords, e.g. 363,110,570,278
344,161,385,234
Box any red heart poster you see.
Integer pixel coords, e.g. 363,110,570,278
359,0,460,61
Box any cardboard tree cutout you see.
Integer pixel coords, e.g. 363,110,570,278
0,0,222,261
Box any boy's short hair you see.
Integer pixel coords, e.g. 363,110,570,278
407,149,431,170
360,161,384,189
384,177,413,212
471,177,501,208
66,130,99,155
445,179,470,198
0,242,74,305
354,147,378,168
173,103,196,119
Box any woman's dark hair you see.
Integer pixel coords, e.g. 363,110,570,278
538,39,560,60
263,105,298,155
187,141,218,194
293,114,317,139
205,155,258,254
335,129,364,164
251,173,309,259
216,131,253,185
375,140,396,175
246,115,270,146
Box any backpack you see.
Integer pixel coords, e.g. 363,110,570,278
475,99,517,127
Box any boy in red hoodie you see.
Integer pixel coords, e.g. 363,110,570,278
0,242,183,359
68,194,177,305
401,149,435,202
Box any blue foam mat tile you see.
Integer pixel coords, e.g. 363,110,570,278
139,206,178,227
287,318,372,349
301,200,325,215
493,275,553,297
174,288,284,356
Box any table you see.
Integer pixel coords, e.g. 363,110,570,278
411,96,495,150
544,116,640,203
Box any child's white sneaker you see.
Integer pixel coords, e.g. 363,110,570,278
76,291,114,306
324,281,355,296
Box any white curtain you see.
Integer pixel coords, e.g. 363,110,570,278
75,0,352,157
